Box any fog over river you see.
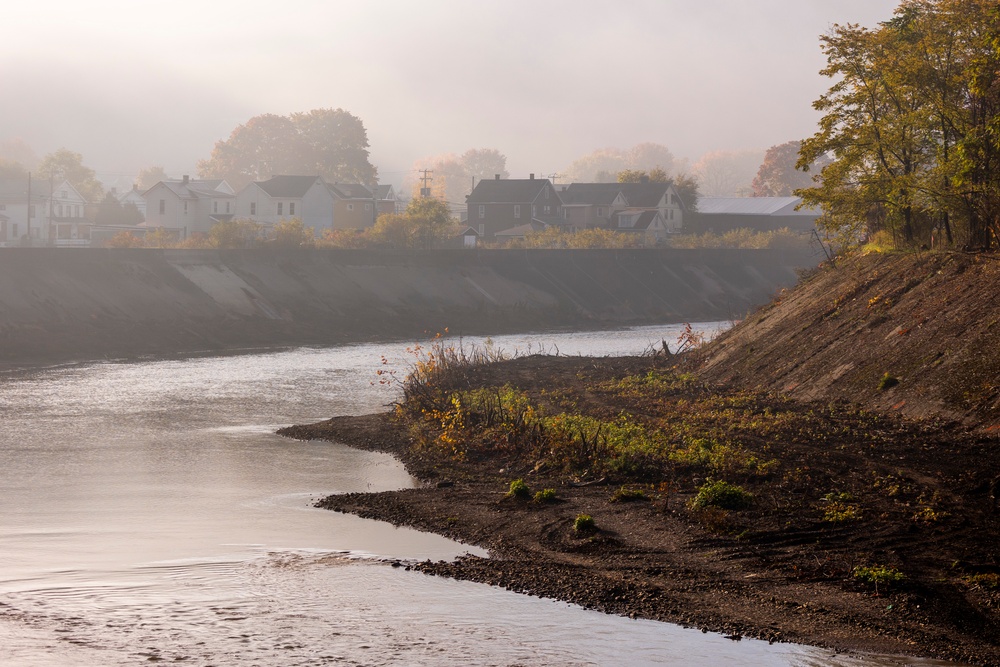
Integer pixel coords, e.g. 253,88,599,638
0,324,946,666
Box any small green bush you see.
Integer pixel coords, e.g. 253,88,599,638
853,565,905,586
610,486,648,503
690,480,753,511
878,373,900,391
534,488,557,503
507,479,531,499
574,513,596,532
823,501,860,523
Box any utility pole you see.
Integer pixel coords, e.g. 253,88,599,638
25,172,31,245
49,175,54,246
419,169,433,198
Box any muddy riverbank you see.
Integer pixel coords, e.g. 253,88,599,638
281,351,1000,667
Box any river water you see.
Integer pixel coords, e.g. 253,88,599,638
0,324,945,666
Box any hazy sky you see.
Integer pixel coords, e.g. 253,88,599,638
0,0,900,186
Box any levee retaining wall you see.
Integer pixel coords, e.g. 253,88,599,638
0,247,819,365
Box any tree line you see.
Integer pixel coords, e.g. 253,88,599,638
797,0,1000,250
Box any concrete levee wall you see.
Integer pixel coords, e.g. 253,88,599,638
0,247,819,365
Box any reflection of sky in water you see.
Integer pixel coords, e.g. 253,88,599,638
0,324,950,666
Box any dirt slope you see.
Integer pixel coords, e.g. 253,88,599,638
698,251,1000,428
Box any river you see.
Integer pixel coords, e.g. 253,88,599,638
0,324,944,666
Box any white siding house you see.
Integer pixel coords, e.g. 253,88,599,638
142,176,235,236
0,177,90,246
235,175,335,233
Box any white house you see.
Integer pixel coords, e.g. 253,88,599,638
142,176,236,236
0,177,90,246
235,175,335,233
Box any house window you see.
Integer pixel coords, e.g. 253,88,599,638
56,204,63,217
478,205,485,219
544,206,551,215
183,201,188,214
563,209,568,219
478,223,485,235
213,201,218,213
29,204,35,219
597,207,605,217
289,202,295,215
226,201,231,213
277,202,283,215
347,203,354,211
250,202,256,215
532,205,537,217
514,205,520,218
159,200,166,215
11,223,18,236
60,190,67,198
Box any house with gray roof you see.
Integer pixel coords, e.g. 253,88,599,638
142,176,236,236
560,181,685,233
690,196,820,234
236,175,333,232
466,174,563,239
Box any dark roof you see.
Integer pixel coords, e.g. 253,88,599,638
329,183,373,199
375,184,394,200
467,178,554,204
256,175,322,198
560,183,624,207
560,182,674,208
631,210,659,230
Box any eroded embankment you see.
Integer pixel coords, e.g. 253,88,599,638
697,251,1000,427
0,246,816,365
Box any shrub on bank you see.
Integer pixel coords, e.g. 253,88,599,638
690,480,753,511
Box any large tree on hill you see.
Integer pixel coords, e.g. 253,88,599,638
198,109,376,190
752,141,827,197
798,0,1000,249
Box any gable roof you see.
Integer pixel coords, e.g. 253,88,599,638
376,184,395,200
559,183,623,207
151,179,235,200
0,177,84,201
255,175,323,198
696,196,819,216
329,183,373,199
561,182,675,208
467,178,554,204
495,221,546,237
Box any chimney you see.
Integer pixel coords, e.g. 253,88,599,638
529,173,535,180
640,175,650,184
182,175,190,184
494,174,500,180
